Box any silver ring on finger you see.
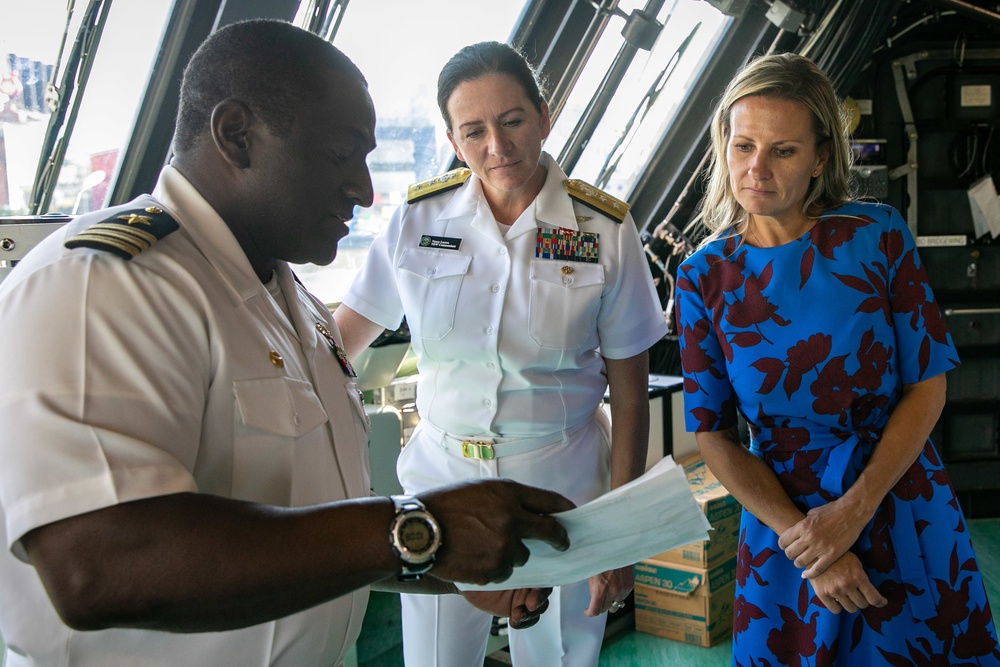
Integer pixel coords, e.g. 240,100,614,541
610,600,625,610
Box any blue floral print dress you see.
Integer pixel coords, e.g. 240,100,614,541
675,201,1000,666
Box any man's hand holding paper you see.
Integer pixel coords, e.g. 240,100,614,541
459,456,712,591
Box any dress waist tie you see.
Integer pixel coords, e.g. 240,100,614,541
750,426,937,621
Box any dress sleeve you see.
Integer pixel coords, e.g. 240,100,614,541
674,255,739,432
882,206,960,383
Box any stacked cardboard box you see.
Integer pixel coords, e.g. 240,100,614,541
634,557,736,647
653,452,742,568
634,453,742,647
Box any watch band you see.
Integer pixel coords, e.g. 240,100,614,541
389,495,441,581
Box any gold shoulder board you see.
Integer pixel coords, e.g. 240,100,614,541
407,168,472,204
564,179,629,223
65,205,178,260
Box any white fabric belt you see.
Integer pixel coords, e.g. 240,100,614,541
423,419,591,460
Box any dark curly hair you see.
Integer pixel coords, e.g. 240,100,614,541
173,19,365,153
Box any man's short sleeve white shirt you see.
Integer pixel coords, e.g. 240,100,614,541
0,167,372,667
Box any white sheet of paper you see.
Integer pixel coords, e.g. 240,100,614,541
967,175,1000,239
458,456,713,591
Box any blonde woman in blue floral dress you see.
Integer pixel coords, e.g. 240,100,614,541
676,53,999,666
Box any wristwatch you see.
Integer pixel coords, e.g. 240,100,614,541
389,495,442,581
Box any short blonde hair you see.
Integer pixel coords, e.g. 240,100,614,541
698,53,854,247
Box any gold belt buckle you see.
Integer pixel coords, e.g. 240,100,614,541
461,440,495,460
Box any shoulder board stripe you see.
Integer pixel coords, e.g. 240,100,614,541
78,223,158,248
564,179,629,223
65,206,178,259
68,227,152,256
66,234,143,260
407,167,472,204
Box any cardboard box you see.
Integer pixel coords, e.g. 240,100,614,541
634,554,738,646
634,581,735,647
634,555,737,598
652,452,742,568
655,511,740,569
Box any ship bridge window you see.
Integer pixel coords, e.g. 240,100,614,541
290,0,525,305
1,0,173,217
295,1,729,306
545,0,729,199
3,1,729,308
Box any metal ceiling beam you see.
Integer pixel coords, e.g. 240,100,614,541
625,7,777,234
558,0,666,175
510,0,619,126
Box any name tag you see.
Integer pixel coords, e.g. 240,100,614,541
419,235,462,250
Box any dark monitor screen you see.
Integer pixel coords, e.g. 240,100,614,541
851,140,886,166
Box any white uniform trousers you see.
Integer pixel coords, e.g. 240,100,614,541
397,410,612,667
401,577,604,667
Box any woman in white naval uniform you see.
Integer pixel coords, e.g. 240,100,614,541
335,42,668,667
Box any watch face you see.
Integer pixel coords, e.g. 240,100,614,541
390,499,441,575
399,516,434,556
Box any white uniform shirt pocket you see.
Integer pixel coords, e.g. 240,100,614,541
528,260,605,349
234,377,329,437
232,377,330,504
3,646,30,667
396,248,471,340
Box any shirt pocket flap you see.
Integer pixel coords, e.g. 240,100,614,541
530,260,605,289
234,377,329,437
397,247,472,279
